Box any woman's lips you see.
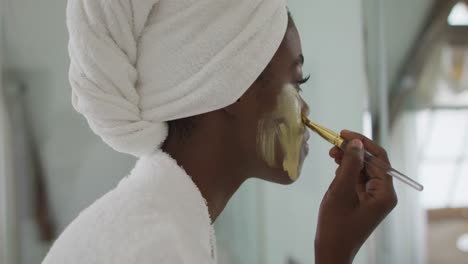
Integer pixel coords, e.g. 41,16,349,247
304,129,311,142
303,142,309,156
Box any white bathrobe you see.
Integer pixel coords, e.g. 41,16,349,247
42,151,217,264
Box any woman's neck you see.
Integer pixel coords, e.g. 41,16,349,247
162,123,247,222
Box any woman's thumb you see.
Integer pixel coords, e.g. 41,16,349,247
335,139,364,188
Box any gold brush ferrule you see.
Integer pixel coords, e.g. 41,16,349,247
302,115,345,149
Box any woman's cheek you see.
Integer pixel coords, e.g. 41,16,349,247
256,85,305,181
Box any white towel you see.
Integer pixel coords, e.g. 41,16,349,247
67,0,288,157
42,151,217,263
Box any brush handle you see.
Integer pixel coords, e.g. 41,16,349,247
340,140,423,191
363,151,424,191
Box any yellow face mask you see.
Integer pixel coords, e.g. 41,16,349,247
257,84,305,181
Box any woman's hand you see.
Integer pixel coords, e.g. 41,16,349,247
314,130,398,264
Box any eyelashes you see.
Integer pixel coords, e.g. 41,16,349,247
295,74,310,92
298,75,310,85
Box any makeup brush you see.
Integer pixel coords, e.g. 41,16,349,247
302,115,423,191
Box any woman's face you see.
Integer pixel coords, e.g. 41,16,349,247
236,19,310,184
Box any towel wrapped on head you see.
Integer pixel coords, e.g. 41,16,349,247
67,0,288,157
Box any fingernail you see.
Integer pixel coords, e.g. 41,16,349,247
341,129,351,135
350,139,363,150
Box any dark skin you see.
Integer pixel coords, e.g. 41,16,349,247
163,15,397,264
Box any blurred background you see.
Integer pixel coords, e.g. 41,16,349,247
1,0,467,263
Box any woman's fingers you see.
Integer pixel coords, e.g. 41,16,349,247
340,130,390,164
339,130,398,210
316,136,398,263
340,130,393,183
334,158,341,165
330,146,343,165
329,146,341,157
330,139,365,197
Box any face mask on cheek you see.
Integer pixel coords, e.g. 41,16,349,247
257,84,305,181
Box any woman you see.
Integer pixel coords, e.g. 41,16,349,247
43,0,397,263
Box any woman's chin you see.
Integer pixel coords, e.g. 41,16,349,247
256,166,295,185
272,167,303,185
256,149,309,184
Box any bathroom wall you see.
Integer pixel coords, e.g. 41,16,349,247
363,1,432,264
0,0,4,258
364,0,433,98
0,0,7,262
